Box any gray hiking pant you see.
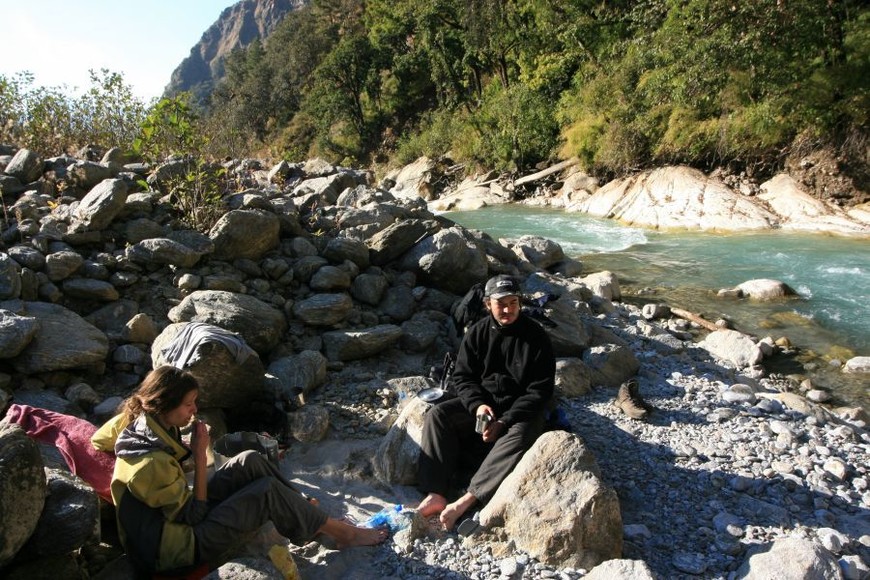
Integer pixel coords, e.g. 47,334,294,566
417,398,545,504
194,450,327,563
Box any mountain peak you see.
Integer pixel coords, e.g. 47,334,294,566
165,0,306,103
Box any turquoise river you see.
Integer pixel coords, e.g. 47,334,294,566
446,205,869,410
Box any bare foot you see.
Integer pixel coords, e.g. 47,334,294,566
439,492,477,531
318,517,389,548
416,493,448,518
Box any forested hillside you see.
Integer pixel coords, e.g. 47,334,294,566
202,0,867,185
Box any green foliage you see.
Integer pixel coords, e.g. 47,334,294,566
133,95,201,163
164,163,227,233
0,69,147,154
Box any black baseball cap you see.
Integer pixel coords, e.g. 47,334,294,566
484,275,521,299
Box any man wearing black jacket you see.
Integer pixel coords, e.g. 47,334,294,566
417,275,556,531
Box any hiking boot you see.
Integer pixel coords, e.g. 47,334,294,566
614,379,653,419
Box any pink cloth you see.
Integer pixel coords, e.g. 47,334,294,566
6,404,115,502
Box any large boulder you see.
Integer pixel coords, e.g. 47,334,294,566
126,238,204,268
580,271,621,301
367,219,441,266
0,422,46,568
734,536,843,579
10,302,108,374
14,469,100,562
735,278,798,300
388,156,438,200
267,350,328,398
0,310,38,358
585,559,657,580
4,149,43,183
758,174,869,234
152,322,266,410
72,178,129,231
399,227,488,294
508,235,565,269
292,293,354,327
209,209,280,261
479,430,622,569
843,356,870,374
581,344,639,388
569,166,778,231
168,291,287,353
0,254,22,300
555,357,592,397
372,396,429,485
699,329,763,369
322,324,403,362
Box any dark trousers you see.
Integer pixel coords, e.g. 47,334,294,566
417,398,545,504
194,450,327,563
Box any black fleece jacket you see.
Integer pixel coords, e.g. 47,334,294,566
453,312,555,426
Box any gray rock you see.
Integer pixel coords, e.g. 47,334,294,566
379,285,416,322
367,218,441,266
555,357,592,397
309,265,351,291
735,536,842,579
292,293,353,327
267,351,327,397
45,250,84,282
699,329,763,368
399,315,440,352
585,559,657,580
373,396,429,485
15,468,100,561
736,278,798,300
0,422,46,568
127,237,204,268
62,278,119,301
508,235,565,269
4,148,43,183
322,324,403,361
580,271,621,301
124,217,166,243
0,309,39,358
152,323,266,410
722,383,757,404
210,209,280,261
287,404,330,443
11,302,108,373
399,226,488,294
582,344,640,388
168,291,287,353
124,312,158,344
324,236,370,269
479,430,622,569
839,555,869,580
292,255,329,284
7,246,45,270
72,178,129,231
350,272,389,306
0,254,22,300
843,356,870,374
204,556,283,579
641,303,671,320
67,160,113,189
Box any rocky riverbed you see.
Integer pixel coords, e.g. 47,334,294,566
0,147,868,579
275,297,870,580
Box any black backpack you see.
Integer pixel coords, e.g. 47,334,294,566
450,282,486,338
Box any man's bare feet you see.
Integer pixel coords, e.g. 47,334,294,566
318,517,389,548
416,492,447,518
439,492,477,531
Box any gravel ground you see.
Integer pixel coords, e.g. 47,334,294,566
283,302,870,580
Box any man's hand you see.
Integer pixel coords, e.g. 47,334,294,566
476,404,504,443
482,419,506,443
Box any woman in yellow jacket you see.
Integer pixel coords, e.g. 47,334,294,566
92,365,386,575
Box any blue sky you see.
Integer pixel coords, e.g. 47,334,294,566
1,0,232,101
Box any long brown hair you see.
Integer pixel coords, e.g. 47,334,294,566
120,365,199,423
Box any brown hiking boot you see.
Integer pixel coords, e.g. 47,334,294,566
614,379,652,419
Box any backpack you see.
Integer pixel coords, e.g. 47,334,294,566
450,282,486,338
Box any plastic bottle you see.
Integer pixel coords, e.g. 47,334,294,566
363,504,411,532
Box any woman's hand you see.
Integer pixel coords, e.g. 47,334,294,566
190,420,210,462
